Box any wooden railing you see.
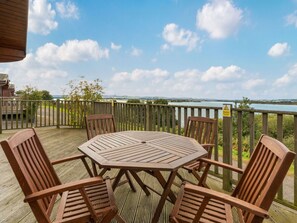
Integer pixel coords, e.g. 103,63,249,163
231,107,297,208
0,99,296,209
0,99,94,132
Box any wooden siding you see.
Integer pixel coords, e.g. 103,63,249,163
0,0,28,62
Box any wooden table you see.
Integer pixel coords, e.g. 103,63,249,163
78,131,207,223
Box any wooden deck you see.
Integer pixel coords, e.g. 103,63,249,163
0,127,296,223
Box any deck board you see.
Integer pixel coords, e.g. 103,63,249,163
0,127,296,223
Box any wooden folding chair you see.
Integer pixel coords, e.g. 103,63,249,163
85,114,137,192
170,134,295,223
0,128,125,223
177,116,217,186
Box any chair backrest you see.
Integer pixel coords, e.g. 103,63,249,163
0,128,61,223
85,114,116,140
184,116,217,157
232,134,295,223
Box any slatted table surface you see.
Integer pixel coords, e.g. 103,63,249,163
79,131,206,170
78,131,207,223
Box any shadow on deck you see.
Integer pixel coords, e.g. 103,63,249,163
0,127,296,223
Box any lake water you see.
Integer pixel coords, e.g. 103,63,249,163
168,101,297,127
169,101,297,112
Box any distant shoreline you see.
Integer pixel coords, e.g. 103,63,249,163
52,95,297,105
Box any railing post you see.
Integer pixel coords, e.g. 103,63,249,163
56,99,60,128
277,114,284,200
293,115,297,207
92,101,95,114
0,98,2,134
146,103,152,131
222,104,233,192
111,100,115,116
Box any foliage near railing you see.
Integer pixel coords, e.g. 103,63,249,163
0,99,94,131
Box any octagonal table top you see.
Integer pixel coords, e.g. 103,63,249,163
78,131,207,171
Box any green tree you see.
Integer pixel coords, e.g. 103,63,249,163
127,99,141,103
64,78,104,126
267,114,294,150
154,99,168,105
233,97,252,137
17,86,43,122
40,90,53,100
64,78,103,101
16,86,43,100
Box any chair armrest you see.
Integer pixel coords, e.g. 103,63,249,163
52,153,94,177
24,176,104,203
184,183,269,219
199,158,244,174
51,154,87,165
201,143,215,148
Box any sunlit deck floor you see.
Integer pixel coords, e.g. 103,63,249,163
0,127,296,223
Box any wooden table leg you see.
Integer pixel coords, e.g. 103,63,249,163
98,168,109,177
153,171,176,203
91,161,98,176
124,171,137,192
129,170,151,196
112,169,126,191
151,170,177,223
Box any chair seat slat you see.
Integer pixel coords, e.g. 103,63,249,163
170,134,295,223
0,128,121,223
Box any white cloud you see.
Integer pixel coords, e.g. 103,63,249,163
111,72,129,82
274,64,297,87
130,47,143,57
196,0,243,39
36,39,109,65
171,69,202,92
99,65,286,99
28,0,58,35
162,23,199,51
108,66,253,97
107,68,210,97
0,53,68,94
0,39,109,94
268,42,290,57
56,0,79,19
174,69,200,79
286,10,297,27
108,68,170,96
112,68,169,82
161,44,170,51
242,79,265,90
111,42,122,50
201,65,244,82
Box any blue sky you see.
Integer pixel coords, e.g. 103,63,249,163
1,0,297,99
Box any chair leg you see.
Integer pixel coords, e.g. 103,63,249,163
99,207,118,223
176,171,186,182
197,164,212,188
190,170,208,188
115,214,126,223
